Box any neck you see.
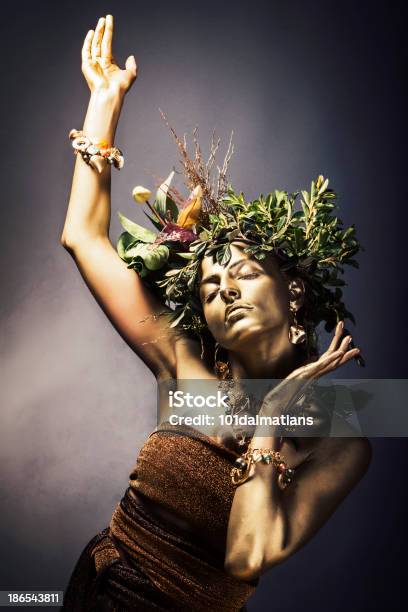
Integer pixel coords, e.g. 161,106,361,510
228,328,307,379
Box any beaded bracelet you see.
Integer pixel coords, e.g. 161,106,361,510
69,129,124,173
231,448,295,488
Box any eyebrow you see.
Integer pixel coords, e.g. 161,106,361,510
199,258,258,288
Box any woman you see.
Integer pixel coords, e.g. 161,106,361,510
60,14,371,611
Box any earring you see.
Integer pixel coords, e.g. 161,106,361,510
289,304,306,345
214,342,231,379
288,280,306,345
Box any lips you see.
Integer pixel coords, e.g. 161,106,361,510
225,304,253,322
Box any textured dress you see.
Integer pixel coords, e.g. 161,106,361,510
61,421,260,611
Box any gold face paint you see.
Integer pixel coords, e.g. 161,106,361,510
199,241,291,351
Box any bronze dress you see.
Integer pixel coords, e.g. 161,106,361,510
61,421,259,611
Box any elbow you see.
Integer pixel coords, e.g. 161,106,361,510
224,540,265,582
224,512,288,581
224,549,289,582
60,230,86,252
60,229,107,251
60,237,70,250
224,556,263,582
60,231,74,250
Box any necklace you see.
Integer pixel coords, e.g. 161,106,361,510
217,377,261,447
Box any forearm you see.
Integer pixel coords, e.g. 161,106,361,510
224,343,364,580
224,382,307,580
61,91,124,245
224,432,287,581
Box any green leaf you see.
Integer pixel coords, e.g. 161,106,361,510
177,252,195,259
170,308,186,328
276,216,287,231
124,242,169,270
294,227,304,251
199,229,211,240
165,268,182,277
187,273,197,291
117,212,157,243
117,232,138,260
143,210,163,231
143,244,170,270
217,244,232,266
125,242,148,258
344,309,356,325
301,191,310,206
342,226,355,240
127,257,148,278
155,170,179,223
318,178,329,195
194,242,208,257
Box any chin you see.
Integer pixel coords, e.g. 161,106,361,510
220,317,266,350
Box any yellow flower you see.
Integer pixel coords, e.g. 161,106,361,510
176,185,203,228
132,186,152,203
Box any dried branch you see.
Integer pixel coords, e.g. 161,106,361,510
216,130,234,200
158,108,235,217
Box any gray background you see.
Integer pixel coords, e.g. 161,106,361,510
1,0,407,610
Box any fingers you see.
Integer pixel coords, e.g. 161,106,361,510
333,346,360,368
81,29,93,64
81,15,137,94
91,17,105,60
101,14,113,60
327,320,344,353
320,319,356,365
291,349,344,381
125,54,138,78
317,347,361,377
336,333,353,358
309,349,345,377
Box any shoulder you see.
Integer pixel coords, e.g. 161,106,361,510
155,334,216,381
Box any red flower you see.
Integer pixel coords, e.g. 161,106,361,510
154,222,197,245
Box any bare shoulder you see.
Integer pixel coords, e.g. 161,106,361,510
172,334,216,380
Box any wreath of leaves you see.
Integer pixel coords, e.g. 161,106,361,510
116,173,362,357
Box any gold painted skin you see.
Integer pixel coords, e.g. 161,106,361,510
199,241,306,379
199,242,371,580
61,14,371,586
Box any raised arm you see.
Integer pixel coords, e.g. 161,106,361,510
61,15,179,379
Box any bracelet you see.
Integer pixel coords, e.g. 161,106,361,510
69,129,124,173
231,447,295,488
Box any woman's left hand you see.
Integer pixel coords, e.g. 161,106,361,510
256,320,360,422
287,320,360,381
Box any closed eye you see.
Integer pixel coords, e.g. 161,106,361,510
238,273,259,279
204,290,218,303
203,273,260,303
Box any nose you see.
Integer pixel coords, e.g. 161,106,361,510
220,284,240,303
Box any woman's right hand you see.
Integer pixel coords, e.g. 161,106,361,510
81,15,137,98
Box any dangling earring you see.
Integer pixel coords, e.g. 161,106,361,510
289,304,306,345
214,342,231,379
289,283,306,344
